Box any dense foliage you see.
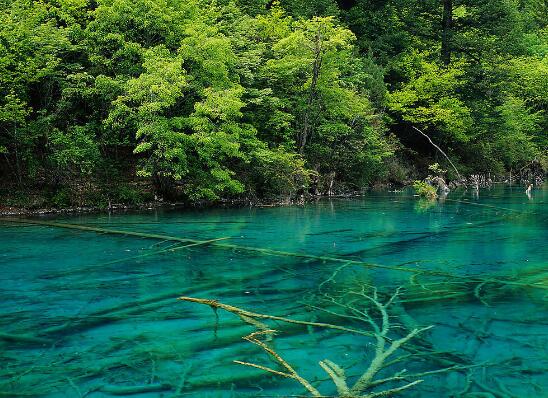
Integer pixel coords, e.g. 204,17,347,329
0,0,545,206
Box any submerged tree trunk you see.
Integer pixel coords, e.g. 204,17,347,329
441,0,453,65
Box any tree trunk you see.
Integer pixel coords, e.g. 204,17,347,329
441,0,453,65
327,171,336,196
14,122,22,186
298,27,323,153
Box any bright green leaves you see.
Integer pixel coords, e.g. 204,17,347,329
0,0,71,183
0,0,394,199
253,10,391,189
341,0,546,174
504,55,548,109
248,146,310,197
494,96,541,169
179,28,237,89
177,25,249,199
90,0,189,49
0,1,70,88
193,87,245,123
8,0,545,204
127,47,186,113
106,23,248,200
48,125,101,176
264,16,355,85
388,53,472,143
0,94,30,126
0,93,31,165
108,46,187,180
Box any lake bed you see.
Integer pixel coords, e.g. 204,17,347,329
1,185,546,397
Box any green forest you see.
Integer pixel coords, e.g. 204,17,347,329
0,0,546,208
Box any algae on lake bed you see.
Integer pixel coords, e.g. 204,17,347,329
0,185,546,397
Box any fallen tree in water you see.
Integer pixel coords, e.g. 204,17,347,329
179,257,545,397
7,218,544,291
179,287,464,398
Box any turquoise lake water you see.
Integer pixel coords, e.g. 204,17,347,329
1,185,547,397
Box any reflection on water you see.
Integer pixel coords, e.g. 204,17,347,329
0,185,546,397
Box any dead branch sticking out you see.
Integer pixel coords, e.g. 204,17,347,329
412,126,461,179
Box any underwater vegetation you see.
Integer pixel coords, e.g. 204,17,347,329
0,186,546,397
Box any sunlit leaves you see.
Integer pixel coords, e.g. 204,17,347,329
388,52,472,142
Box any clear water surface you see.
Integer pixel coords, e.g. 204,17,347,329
1,185,546,397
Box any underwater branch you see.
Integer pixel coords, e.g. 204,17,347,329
179,289,435,397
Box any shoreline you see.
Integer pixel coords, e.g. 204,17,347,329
1,179,542,217
0,192,368,217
